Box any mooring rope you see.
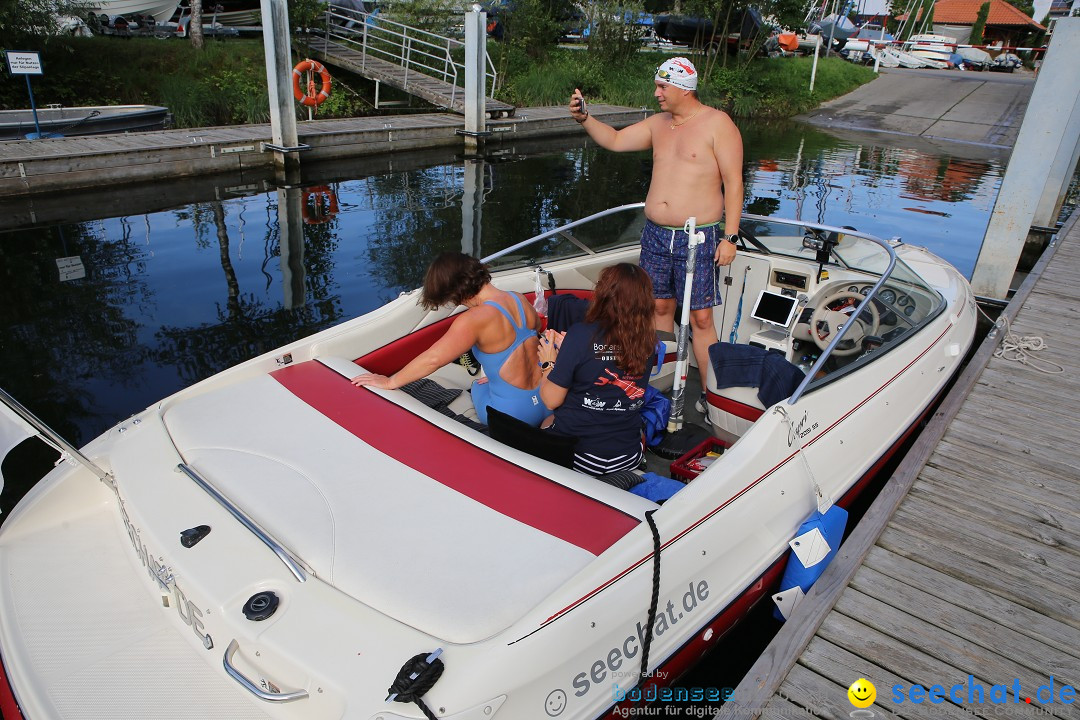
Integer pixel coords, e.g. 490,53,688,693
639,510,662,682
978,304,1064,374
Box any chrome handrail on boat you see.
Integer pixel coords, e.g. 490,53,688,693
177,463,308,583
223,639,309,702
0,386,115,490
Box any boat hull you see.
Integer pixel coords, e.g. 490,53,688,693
0,213,976,720
0,105,168,141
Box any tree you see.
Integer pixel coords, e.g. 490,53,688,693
190,0,205,49
1003,0,1033,19
969,0,989,44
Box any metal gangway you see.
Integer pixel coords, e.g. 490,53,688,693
304,3,515,118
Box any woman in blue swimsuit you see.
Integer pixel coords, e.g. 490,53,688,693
350,252,548,427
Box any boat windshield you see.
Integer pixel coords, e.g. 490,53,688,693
484,205,945,400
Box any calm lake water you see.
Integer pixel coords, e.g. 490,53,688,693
0,121,1007,504
0,117,1010,710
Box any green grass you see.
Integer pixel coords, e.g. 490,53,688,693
495,48,877,118
0,37,876,127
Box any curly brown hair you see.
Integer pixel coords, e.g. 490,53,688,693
420,252,492,310
586,263,656,376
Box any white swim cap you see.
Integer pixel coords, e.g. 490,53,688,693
655,57,698,90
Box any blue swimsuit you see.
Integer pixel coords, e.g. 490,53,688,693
470,294,548,427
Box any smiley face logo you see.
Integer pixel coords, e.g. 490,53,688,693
848,678,876,708
545,689,567,716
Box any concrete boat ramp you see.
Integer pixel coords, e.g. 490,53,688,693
798,68,1035,149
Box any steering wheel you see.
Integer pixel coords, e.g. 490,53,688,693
810,291,880,356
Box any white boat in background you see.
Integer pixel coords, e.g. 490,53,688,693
957,46,993,69
904,32,958,66
0,205,976,720
88,0,179,23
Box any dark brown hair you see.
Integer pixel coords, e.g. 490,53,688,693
420,252,491,310
586,263,656,376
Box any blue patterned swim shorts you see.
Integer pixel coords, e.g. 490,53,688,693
639,219,722,310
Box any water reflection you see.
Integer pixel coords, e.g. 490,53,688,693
0,122,1005,455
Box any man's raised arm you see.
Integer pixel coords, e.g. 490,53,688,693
570,89,653,153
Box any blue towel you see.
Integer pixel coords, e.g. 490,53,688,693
629,472,685,502
546,295,589,332
708,342,806,408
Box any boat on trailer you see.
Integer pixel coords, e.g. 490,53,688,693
0,204,975,720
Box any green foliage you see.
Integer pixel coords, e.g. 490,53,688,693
969,1,990,44
493,49,875,120
0,0,94,48
585,0,648,62
383,0,462,34
289,0,329,32
497,0,579,59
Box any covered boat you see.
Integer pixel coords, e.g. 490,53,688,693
0,205,975,719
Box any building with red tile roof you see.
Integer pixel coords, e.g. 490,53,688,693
900,0,1044,45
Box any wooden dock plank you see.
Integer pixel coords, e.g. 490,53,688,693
799,635,975,720
877,525,1080,628
863,547,1080,663
779,664,876,720
849,565,1080,688
909,477,1080,549
891,497,1080,582
832,589,1079,719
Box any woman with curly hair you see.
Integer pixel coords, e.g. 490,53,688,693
538,263,658,475
351,252,548,426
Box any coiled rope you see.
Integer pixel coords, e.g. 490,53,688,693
386,650,445,720
978,304,1064,374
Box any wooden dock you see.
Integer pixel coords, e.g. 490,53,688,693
0,105,648,197
721,207,1080,720
304,37,516,118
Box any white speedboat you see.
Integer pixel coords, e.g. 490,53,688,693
0,204,975,720
88,0,179,23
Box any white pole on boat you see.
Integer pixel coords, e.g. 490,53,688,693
810,34,821,92
667,217,705,433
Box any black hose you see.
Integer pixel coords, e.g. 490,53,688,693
639,510,662,681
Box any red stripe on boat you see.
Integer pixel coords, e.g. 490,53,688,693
272,361,639,555
0,653,23,720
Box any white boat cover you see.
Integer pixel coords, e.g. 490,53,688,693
160,358,654,643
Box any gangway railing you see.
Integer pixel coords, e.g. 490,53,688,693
322,3,498,108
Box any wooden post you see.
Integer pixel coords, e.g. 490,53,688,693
970,17,1080,299
463,9,486,152
259,0,300,173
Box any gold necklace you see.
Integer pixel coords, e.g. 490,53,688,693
670,108,701,129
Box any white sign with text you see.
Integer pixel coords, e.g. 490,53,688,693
6,51,43,75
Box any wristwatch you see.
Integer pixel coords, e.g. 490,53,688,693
539,361,555,372
724,233,740,245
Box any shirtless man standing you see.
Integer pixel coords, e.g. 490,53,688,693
568,57,744,406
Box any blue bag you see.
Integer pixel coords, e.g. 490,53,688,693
641,385,670,447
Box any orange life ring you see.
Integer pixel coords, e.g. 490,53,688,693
292,59,332,107
302,186,339,224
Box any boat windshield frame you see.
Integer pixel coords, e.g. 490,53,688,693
482,205,948,404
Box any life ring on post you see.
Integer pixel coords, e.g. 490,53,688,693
292,59,332,107
302,185,339,224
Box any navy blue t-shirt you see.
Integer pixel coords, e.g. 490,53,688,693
547,322,654,471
